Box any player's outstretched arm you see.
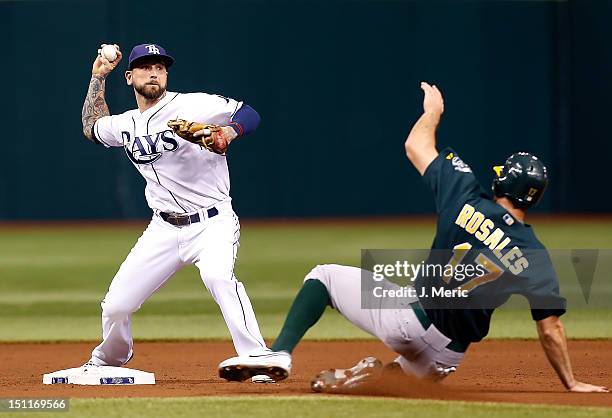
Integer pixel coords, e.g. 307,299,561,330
81,44,123,141
404,82,443,175
536,315,609,392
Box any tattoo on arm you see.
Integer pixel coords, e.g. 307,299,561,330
81,75,109,141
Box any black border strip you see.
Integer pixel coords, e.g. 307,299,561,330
231,214,265,348
234,281,265,349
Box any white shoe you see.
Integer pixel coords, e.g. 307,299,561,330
251,374,275,384
82,360,100,369
218,351,292,382
311,356,383,393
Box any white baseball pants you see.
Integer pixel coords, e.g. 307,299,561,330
91,202,267,366
306,264,465,378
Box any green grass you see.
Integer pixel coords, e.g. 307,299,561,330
4,396,610,418
1,219,611,341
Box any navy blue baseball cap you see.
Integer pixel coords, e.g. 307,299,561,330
128,43,174,70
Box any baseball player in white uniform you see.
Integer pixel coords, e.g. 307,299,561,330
80,43,270,378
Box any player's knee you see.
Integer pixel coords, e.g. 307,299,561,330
200,269,234,289
303,264,334,290
101,299,139,320
200,268,234,286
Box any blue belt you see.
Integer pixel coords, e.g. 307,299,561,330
160,207,219,227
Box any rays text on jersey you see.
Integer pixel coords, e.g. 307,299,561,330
121,129,178,165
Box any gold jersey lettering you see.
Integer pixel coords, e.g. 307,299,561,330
492,237,511,257
455,204,475,228
510,255,529,275
453,204,529,273
483,228,504,249
465,212,486,233
475,219,494,241
499,246,522,268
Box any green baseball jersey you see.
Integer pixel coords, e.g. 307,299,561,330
414,148,566,347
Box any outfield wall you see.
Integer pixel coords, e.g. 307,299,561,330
2,0,609,219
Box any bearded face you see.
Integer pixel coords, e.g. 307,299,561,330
126,59,168,101
133,78,167,101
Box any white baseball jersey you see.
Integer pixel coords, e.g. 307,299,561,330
94,92,242,214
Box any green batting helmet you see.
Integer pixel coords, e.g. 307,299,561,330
492,152,548,209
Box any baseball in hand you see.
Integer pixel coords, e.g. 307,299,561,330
100,44,118,62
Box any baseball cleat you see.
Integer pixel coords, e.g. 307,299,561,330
311,356,383,393
218,350,292,382
251,374,275,384
82,360,100,369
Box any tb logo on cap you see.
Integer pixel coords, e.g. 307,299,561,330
146,44,160,54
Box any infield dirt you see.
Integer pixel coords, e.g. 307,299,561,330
1,340,610,407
